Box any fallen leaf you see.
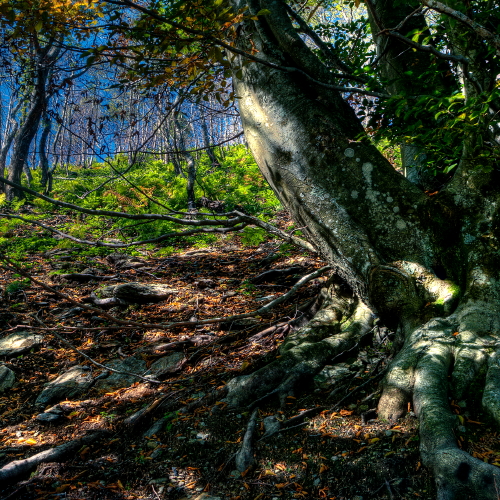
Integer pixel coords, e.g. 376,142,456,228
467,419,483,425
339,409,353,416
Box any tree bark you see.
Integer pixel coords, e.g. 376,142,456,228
222,1,500,498
39,109,53,192
6,40,60,201
174,114,197,210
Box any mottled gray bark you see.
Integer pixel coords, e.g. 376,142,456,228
223,1,500,498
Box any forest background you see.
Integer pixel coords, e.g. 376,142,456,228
0,1,499,499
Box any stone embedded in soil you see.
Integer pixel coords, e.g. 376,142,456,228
314,363,352,390
0,365,15,392
0,332,43,357
106,253,148,269
36,412,66,423
35,365,93,407
146,352,187,377
96,282,177,303
93,356,147,392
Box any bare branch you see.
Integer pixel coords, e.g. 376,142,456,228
383,30,483,94
234,211,317,254
422,0,500,53
0,253,330,331
0,176,241,225
0,180,316,252
105,0,390,98
0,213,246,248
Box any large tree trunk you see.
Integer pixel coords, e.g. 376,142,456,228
222,1,500,498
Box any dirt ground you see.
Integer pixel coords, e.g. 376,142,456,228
1,210,499,500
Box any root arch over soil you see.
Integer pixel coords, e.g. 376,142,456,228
223,272,500,500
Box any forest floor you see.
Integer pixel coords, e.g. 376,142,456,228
0,207,499,500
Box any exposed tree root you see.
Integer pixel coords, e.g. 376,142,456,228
378,301,500,499
224,278,375,408
0,431,109,484
235,408,259,472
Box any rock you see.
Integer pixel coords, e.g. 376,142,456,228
314,363,352,390
0,365,16,392
36,412,66,423
262,415,281,438
93,357,147,392
35,365,93,407
95,282,177,304
0,332,43,357
106,253,148,269
180,494,222,500
144,417,167,438
57,307,83,319
147,352,187,378
149,478,169,484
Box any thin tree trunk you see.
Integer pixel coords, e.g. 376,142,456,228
201,117,219,168
39,109,53,190
174,116,196,210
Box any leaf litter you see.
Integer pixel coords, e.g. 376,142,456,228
0,211,499,499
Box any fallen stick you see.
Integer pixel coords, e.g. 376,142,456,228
235,408,259,472
0,431,109,483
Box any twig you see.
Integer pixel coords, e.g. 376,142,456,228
385,479,395,500
0,254,330,332
331,364,386,410
124,394,171,426
257,406,326,441
422,0,500,52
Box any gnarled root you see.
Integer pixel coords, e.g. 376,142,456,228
224,279,375,408
378,301,500,499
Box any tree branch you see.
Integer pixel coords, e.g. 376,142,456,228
104,0,389,98
422,0,500,53
0,253,331,331
0,213,246,248
383,30,483,94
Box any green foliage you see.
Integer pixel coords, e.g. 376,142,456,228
163,411,179,432
24,145,280,253
0,236,58,258
372,88,500,174
195,144,280,214
240,226,267,247
5,278,31,295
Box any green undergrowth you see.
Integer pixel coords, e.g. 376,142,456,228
0,145,282,260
